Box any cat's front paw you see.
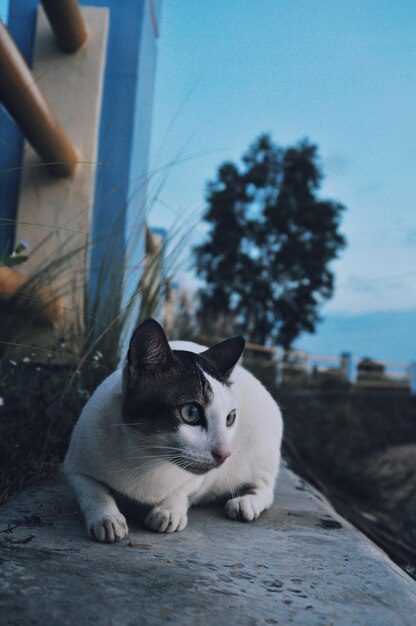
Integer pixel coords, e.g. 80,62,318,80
225,494,266,522
87,512,128,543
145,506,188,533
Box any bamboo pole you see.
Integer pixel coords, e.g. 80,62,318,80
0,20,78,177
41,0,89,53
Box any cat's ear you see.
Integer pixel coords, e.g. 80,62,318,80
127,319,173,377
200,336,245,379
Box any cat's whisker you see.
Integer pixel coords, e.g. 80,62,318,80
113,462,159,470
112,422,138,426
120,448,187,461
175,460,193,473
224,470,236,500
112,445,186,458
122,453,181,460
130,444,185,451
134,457,190,481
225,475,236,500
224,464,241,499
112,421,160,426
117,459,178,476
112,455,182,473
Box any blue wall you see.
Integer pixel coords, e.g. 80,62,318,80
85,0,154,324
0,0,160,329
0,0,38,251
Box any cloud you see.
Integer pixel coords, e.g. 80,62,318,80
354,181,384,197
324,152,350,176
346,275,379,294
295,309,416,362
404,230,416,247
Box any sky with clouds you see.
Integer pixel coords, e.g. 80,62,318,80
149,0,415,360
1,0,414,360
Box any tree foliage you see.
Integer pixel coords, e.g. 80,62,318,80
193,134,346,348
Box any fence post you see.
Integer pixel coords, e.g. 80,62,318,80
0,19,78,177
340,352,353,383
411,362,416,394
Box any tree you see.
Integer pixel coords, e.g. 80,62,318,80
193,134,346,348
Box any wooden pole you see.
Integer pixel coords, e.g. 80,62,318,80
0,20,78,177
41,0,89,53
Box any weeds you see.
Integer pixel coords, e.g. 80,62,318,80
0,213,179,504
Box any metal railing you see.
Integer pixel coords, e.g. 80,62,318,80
0,0,89,176
198,336,414,392
41,0,88,52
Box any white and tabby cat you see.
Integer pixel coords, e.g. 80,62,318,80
64,319,283,542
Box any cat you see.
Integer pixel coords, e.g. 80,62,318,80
64,318,283,542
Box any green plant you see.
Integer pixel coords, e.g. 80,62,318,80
0,233,88,360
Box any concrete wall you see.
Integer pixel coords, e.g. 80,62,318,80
0,0,161,338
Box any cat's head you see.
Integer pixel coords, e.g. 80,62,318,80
122,319,245,474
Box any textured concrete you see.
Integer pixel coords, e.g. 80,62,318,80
15,6,108,326
0,464,415,626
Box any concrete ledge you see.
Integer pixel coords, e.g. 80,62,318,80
1,464,415,625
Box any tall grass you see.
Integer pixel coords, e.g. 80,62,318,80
0,232,87,361
0,189,183,503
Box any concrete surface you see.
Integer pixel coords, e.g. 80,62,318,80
0,464,415,626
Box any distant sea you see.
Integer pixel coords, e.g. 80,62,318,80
295,310,416,364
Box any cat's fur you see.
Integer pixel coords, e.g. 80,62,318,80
64,319,283,542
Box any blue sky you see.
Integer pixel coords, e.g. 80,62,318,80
149,0,416,361
0,0,6,21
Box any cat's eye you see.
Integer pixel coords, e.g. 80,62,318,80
180,403,202,425
226,409,236,427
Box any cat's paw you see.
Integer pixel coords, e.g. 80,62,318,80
225,495,266,522
87,512,128,543
145,507,188,533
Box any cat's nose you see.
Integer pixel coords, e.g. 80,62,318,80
211,450,231,464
